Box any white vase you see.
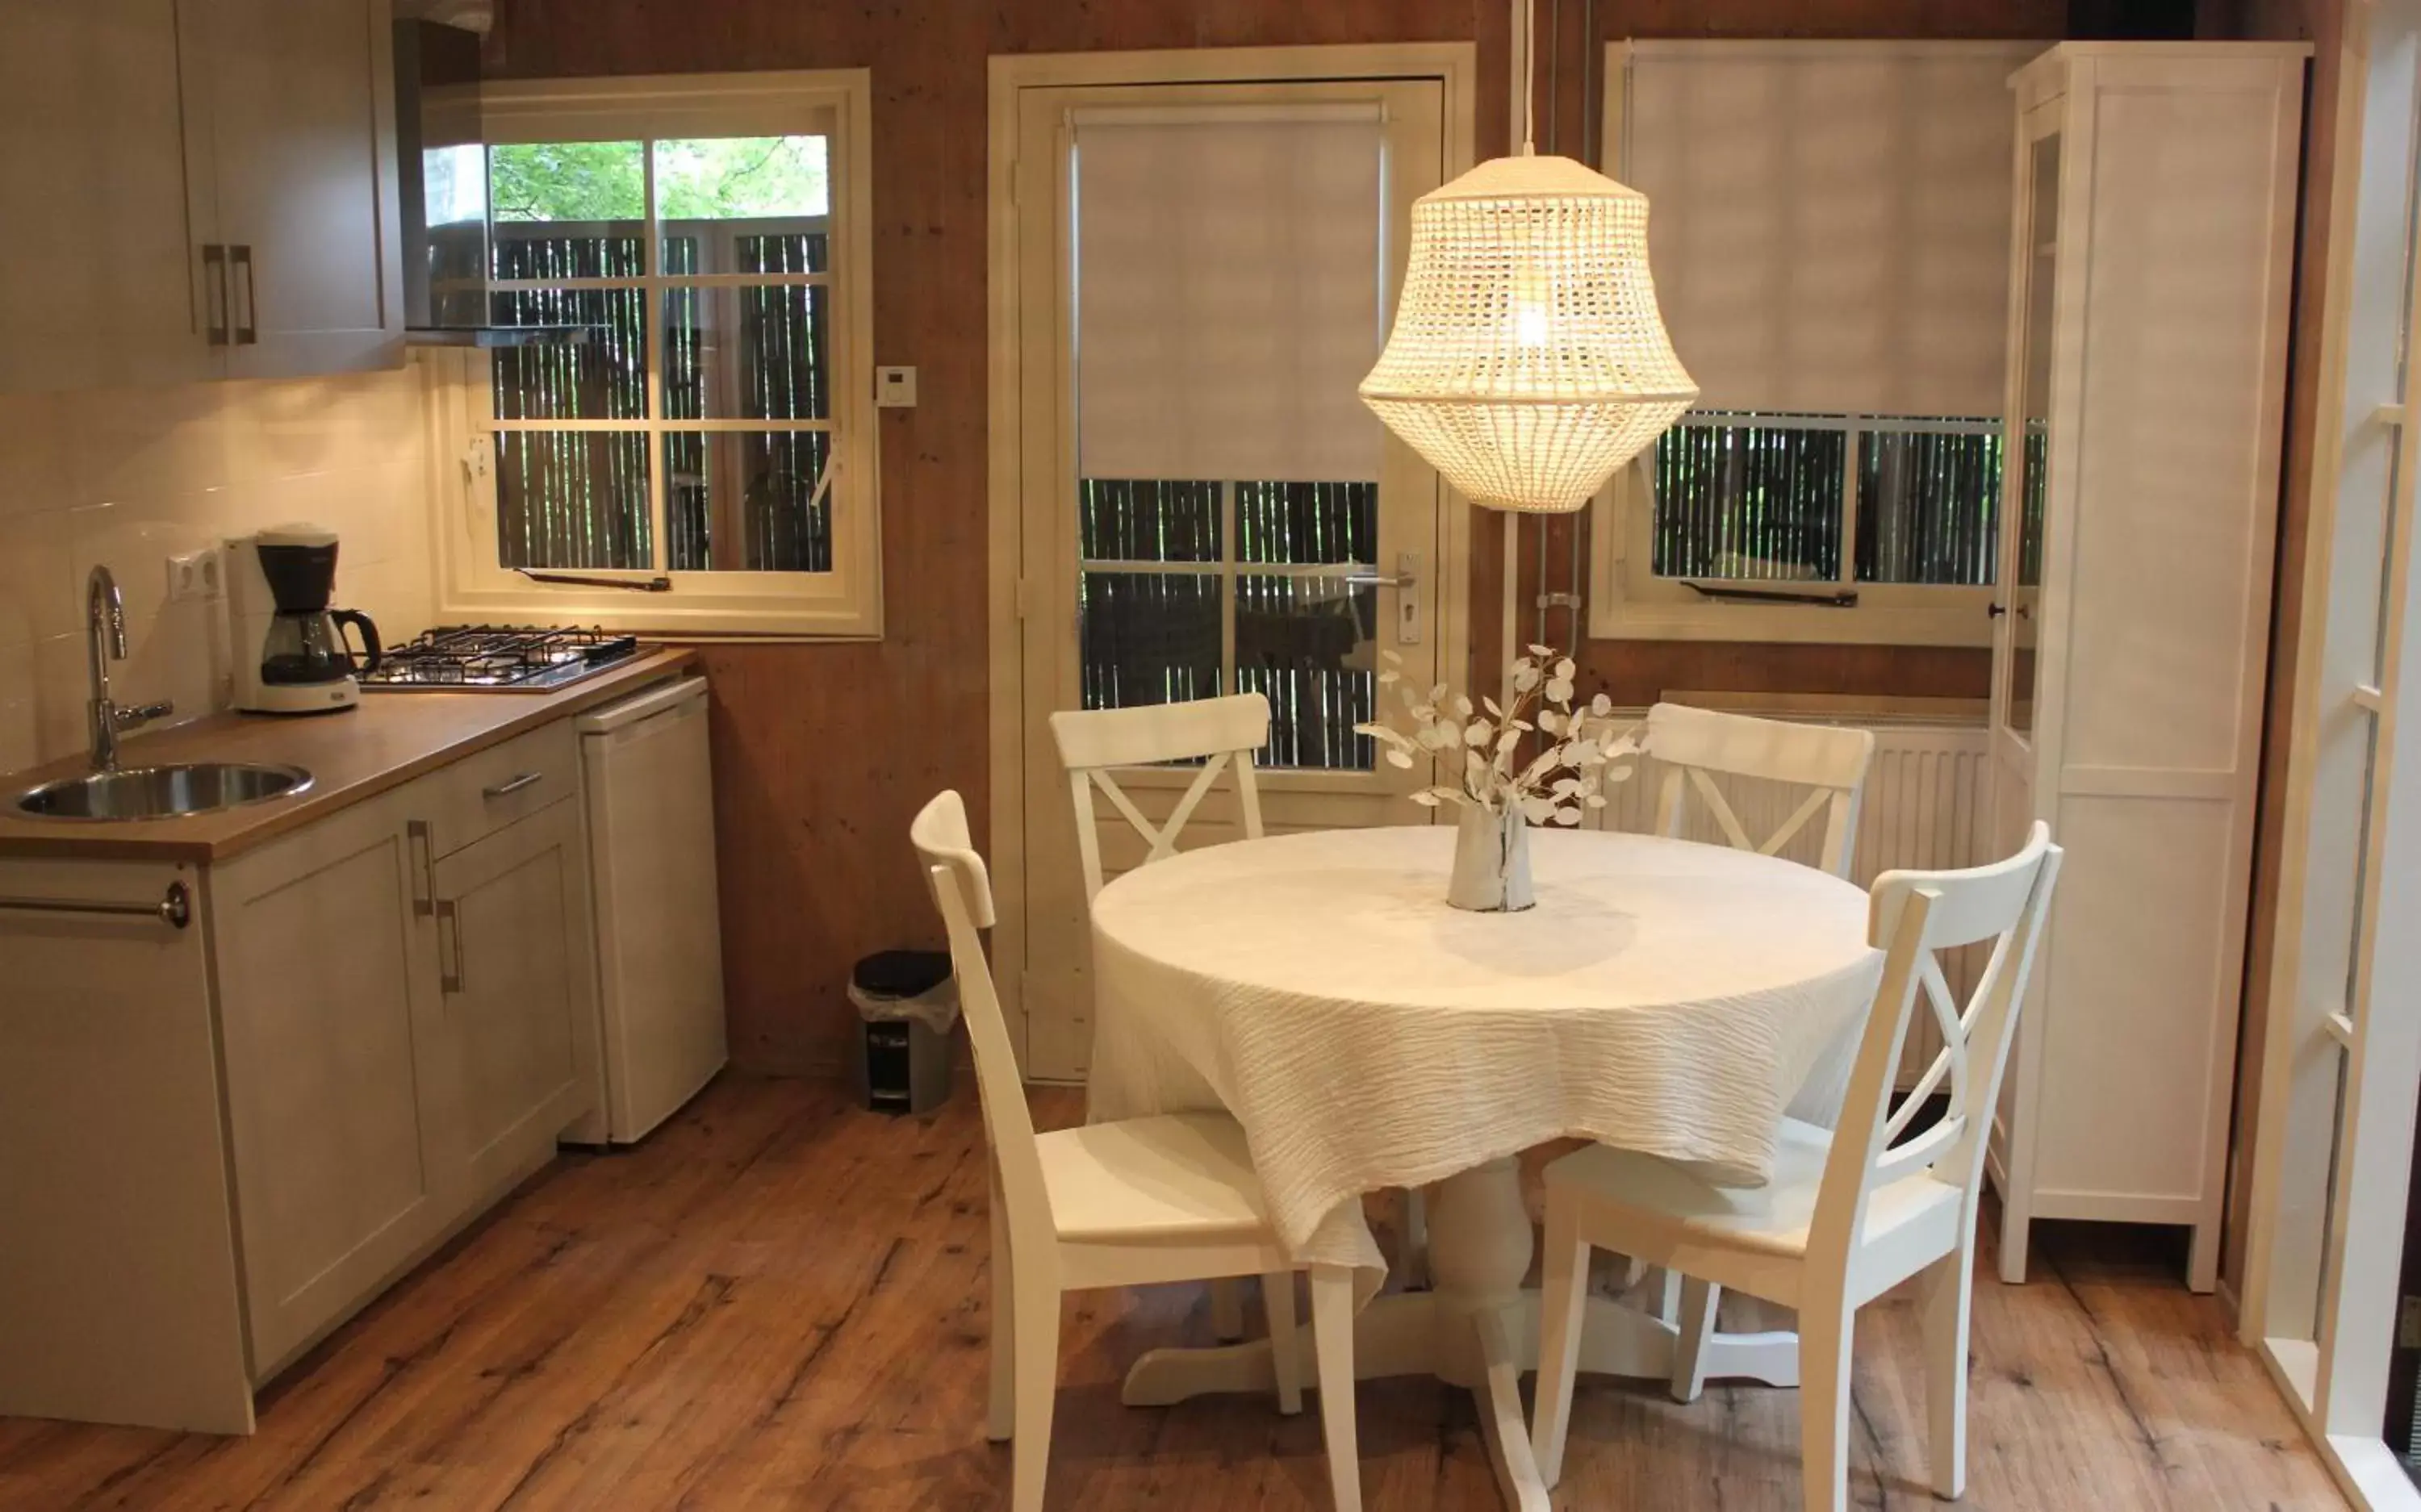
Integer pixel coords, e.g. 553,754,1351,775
1448,802,1534,913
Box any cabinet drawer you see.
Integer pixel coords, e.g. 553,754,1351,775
412,721,579,860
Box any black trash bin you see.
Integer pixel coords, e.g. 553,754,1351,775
849,950,958,1114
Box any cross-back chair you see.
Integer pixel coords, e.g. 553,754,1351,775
1048,692,1435,1300
913,790,1362,1512
1048,691,1271,901
1642,702,1878,879
1531,822,2062,1512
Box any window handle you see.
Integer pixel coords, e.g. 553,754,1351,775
513,568,673,592
1683,581,1859,608
1988,602,2008,618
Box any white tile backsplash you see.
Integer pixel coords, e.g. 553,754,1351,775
0,358,437,776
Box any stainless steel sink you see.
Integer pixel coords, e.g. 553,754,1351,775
13,762,314,821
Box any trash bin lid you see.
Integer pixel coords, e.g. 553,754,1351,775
852,949,952,998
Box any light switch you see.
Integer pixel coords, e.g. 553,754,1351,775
876,366,918,407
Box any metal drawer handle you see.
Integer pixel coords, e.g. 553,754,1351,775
0,880,190,929
201,245,229,346
407,819,436,917
483,771,543,800
435,896,464,993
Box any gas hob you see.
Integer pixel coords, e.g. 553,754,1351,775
358,626,644,692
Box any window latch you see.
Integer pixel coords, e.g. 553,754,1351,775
1682,581,1859,608
514,568,673,593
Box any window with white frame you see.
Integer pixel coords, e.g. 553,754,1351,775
427,71,880,637
1589,40,2043,646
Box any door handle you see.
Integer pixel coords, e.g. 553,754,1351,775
201,244,229,346
434,896,464,994
1346,552,1423,645
1341,570,1417,588
232,245,258,346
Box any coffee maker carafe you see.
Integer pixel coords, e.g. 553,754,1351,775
230,525,381,714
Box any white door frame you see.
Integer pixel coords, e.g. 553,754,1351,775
984,43,1478,1074
2239,2,2421,1506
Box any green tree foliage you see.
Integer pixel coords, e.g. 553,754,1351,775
488,136,827,223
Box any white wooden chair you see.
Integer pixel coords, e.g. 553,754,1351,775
1049,691,1430,1305
1048,691,1272,902
912,790,1362,1512
1642,702,1878,879
1530,822,2062,1512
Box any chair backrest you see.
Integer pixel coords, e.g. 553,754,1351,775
1641,702,1877,878
1047,692,1272,901
910,791,1048,1248
1810,821,2062,1275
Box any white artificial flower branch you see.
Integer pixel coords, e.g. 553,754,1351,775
1355,645,1641,826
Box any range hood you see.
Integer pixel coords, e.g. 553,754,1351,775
393,5,591,348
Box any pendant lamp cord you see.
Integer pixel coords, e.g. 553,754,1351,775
1519,0,1537,154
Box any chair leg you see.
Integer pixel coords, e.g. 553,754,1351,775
1921,1248,1973,1499
1009,1274,1061,1512
1402,1186,1429,1289
1799,1301,1857,1512
1656,1267,1683,1325
1265,1272,1302,1415
1670,1275,1718,1403
1529,1201,1590,1489
988,1163,1014,1443
1310,1264,1361,1512
1210,1277,1248,1341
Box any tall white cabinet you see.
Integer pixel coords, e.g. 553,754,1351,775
1985,44,2305,1293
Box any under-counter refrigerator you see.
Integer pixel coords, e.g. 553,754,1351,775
565,675,726,1144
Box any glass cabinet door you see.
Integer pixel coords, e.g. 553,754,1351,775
1996,126,2061,748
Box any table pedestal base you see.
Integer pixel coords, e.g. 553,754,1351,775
1120,1159,1802,1510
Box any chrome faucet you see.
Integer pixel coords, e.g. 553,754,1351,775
86,566,172,773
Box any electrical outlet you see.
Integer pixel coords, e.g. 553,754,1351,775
166,546,222,602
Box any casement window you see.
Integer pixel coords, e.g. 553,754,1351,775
426,71,880,637
1588,40,2043,647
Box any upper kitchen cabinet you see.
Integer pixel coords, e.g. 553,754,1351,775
0,1,214,391
0,0,404,395
178,0,405,380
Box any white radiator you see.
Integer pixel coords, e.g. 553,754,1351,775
1597,720,1993,1084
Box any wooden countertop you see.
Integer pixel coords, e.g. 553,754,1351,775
0,649,698,863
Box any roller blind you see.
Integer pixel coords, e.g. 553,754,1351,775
1616,40,2043,418
1073,105,1387,483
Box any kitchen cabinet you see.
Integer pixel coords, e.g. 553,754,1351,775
178,0,404,380
0,713,604,1431
0,0,403,394
1984,44,2302,1294
0,0,211,391
213,784,446,1374
433,795,597,1202
0,860,253,1434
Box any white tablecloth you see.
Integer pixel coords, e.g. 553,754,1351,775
1087,825,1883,1272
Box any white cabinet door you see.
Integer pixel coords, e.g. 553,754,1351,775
0,861,252,1433
430,797,600,1200
0,1,215,392
178,0,403,379
213,788,446,1373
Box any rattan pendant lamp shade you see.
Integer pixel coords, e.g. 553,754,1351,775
1359,14,1696,514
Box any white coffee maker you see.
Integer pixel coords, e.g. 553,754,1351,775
228,524,382,714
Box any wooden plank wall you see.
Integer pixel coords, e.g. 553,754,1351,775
483,0,2239,1079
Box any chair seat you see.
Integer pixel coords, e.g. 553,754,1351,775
1039,1113,1277,1243
1542,1117,1963,1262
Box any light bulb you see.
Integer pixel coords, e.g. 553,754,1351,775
1512,254,1551,350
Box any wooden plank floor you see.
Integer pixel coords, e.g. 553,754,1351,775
0,1074,2344,1511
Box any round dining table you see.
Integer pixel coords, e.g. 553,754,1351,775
1085,824,1883,1512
